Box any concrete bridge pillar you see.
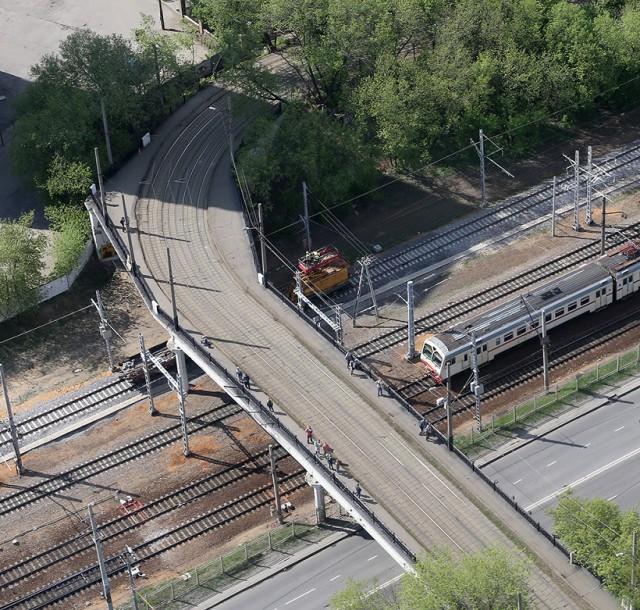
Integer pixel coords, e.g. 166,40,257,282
173,346,189,396
306,472,326,523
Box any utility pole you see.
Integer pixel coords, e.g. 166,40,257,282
470,331,482,431
0,364,23,475
446,363,453,451
139,334,157,415
152,44,164,111
586,146,593,225
632,529,637,607
121,194,136,273
94,147,107,217
352,257,378,324
573,150,580,231
100,97,114,167
88,503,114,610
405,281,417,361
269,445,284,524
227,94,234,164
167,248,179,331
551,176,557,237
478,129,486,208
94,291,115,372
601,196,607,256
123,551,140,610
302,181,311,252
541,309,550,391
258,203,268,287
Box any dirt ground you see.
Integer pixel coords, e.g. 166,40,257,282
0,376,314,609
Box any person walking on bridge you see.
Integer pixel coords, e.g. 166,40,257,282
305,425,314,444
236,367,243,383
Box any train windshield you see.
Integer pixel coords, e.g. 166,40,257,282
423,343,443,366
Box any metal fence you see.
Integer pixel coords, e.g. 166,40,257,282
118,505,350,610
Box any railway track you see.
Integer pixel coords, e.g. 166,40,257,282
4,471,306,610
354,222,640,360
337,140,640,305
396,303,640,425
0,446,289,591
0,347,175,455
0,403,242,517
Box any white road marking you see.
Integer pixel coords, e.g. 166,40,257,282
615,426,624,432
585,443,591,447
526,446,640,512
547,461,556,467
330,575,341,581
367,555,378,562
607,495,618,501
285,588,316,605
513,479,522,485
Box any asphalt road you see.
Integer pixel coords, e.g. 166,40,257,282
481,387,640,529
214,531,404,610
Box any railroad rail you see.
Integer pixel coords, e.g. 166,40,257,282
0,403,241,517
337,140,640,304
0,347,175,455
4,471,306,610
0,446,289,591
354,222,640,360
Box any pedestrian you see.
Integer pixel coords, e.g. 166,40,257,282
355,482,361,499
266,398,274,412
376,379,383,396
345,351,354,370
242,372,250,389
322,441,331,458
328,455,334,470
236,367,243,382
120,216,126,231
425,422,432,441
313,439,321,457
419,418,427,436
349,359,355,375
335,459,341,473
305,425,313,444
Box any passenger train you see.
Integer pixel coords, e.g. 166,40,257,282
420,244,640,382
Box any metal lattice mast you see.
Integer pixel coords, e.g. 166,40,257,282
176,366,190,457
95,291,115,372
541,309,550,391
406,280,417,360
470,331,482,431
302,181,311,252
478,129,486,208
88,503,114,610
352,260,366,326
364,257,379,321
551,176,557,237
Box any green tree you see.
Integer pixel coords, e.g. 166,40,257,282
45,206,92,277
0,213,46,319
45,155,94,206
550,491,640,607
237,102,378,228
330,546,531,610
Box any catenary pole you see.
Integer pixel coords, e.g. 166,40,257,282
269,445,284,524
258,203,268,286
406,281,417,360
88,503,114,610
302,181,311,252
0,364,23,475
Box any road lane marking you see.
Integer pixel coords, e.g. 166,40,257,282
585,443,591,447
615,426,624,432
330,575,341,581
547,461,556,467
525,446,640,511
607,495,618,501
285,588,316,605
513,479,522,485
367,555,378,561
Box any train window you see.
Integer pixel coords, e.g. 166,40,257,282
504,332,513,341
464,354,468,362
595,290,600,298
517,327,526,336
545,313,552,322
496,337,501,346
580,296,590,306
476,346,481,355
531,320,539,328
567,302,577,312
482,344,487,352
450,357,456,365
555,307,564,317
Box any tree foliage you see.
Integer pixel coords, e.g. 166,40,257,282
237,102,378,228
45,206,93,278
0,213,46,319
550,491,640,607
10,23,194,203
330,546,531,610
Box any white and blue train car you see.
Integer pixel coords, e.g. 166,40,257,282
421,244,640,382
